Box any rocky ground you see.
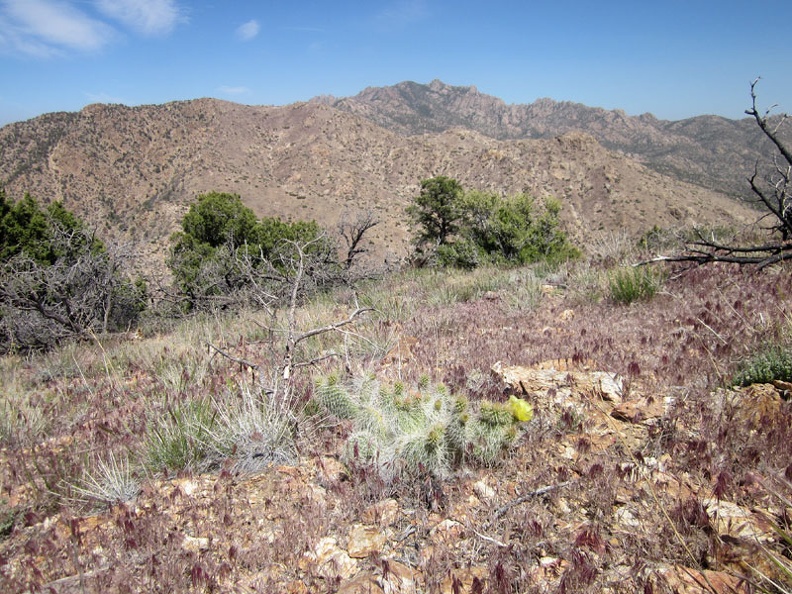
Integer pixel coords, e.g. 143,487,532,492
2,263,791,593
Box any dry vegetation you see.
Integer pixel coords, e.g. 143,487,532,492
2,237,792,592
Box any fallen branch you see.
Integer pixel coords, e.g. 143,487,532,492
470,526,508,548
207,342,260,373
494,480,574,519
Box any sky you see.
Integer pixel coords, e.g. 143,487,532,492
0,0,790,126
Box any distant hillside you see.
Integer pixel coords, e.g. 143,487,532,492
0,88,760,273
315,79,787,199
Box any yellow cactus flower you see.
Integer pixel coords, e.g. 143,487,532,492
508,395,534,422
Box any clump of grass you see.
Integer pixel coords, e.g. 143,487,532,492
0,357,49,446
1,393,47,447
313,373,532,481
588,229,635,265
608,265,663,304
208,383,302,473
732,346,792,387
145,398,217,473
73,451,140,507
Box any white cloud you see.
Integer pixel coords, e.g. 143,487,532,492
0,0,183,57
235,19,259,41
94,0,182,36
218,85,250,96
0,0,115,54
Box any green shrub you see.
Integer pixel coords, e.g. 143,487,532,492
313,373,533,480
732,347,792,387
407,178,580,269
608,265,663,304
168,192,337,311
0,499,16,540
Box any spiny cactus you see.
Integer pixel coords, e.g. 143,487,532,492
314,373,359,420
313,373,533,480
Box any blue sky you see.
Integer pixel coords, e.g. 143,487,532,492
0,0,790,126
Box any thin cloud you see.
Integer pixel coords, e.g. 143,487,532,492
218,85,250,96
0,0,115,54
235,19,259,41
94,0,182,36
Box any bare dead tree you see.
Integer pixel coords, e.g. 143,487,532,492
208,236,372,400
0,228,144,352
338,210,379,269
647,79,792,269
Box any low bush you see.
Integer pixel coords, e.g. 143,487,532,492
608,265,663,304
732,346,792,387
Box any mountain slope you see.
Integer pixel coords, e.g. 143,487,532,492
0,95,757,272
317,79,786,199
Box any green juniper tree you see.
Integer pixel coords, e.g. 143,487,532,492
406,176,465,254
169,192,347,311
407,178,579,268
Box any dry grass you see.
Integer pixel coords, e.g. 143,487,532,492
1,257,792,592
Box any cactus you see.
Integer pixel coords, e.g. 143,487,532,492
479,400,514,427
312,373,533,480
315,374,358,420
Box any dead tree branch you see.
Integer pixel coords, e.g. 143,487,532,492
338,210,379,269
649,79,792,269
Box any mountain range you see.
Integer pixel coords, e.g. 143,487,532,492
0,80,774,271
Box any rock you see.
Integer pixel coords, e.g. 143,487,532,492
337,573,385,593
171,477,200,497
614,506,641,528
558,308,575,322
181,534,210,553
378,559,419,594
729,384,785,428
285,579,310,594
491,361,624,406
362,499,400,527
439,566,488,594
702,499,774,543
347,524,387,558
525,556,568,587
316,456,347,483
429,519,465,545
771,379,792,398
610,397,667,424
304,536,358,580
652,564,749,593
473,480,495,501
